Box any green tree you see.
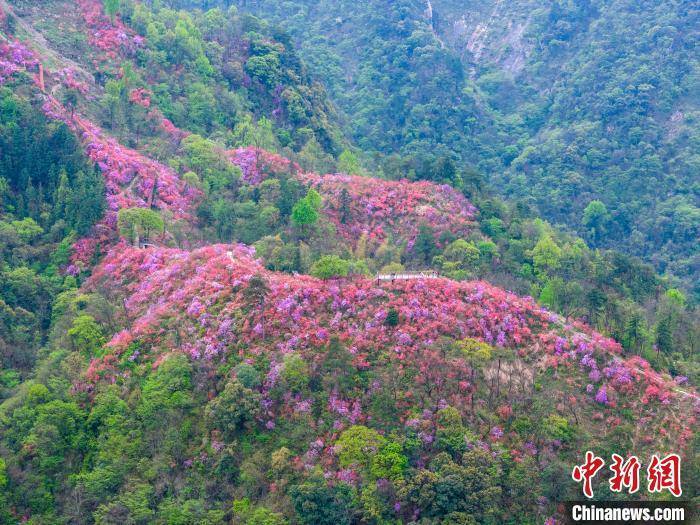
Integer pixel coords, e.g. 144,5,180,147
182,171,200,189
437,238,481,279
280,354,310,393
432,155,462,187
655,315,674,355
338,150,362,175
310,255,350,279
104,0,120,21
622,310,646,354
338,187,352,224
291,188,323,233
435,406,475,458
582,200,610,243
67,314,105,356
62,88,79,118
290,479,354,525
117,207,164,246
94,483,155,524
369,442,407,481
181,134,239,192
398,449,501,520
531,234,562,276
541,414,574,443
137,354,193,425
68,169,106,234
235,363,262,389
384,307,400,327
319,337,355,393
291,190,321,234
665,288,686,308
11,217,43,243
305,188,322,210
414,224,437,265
232,498,287,525
245,53,281,89
335,425,386,471
205,379,260,439
0,456,9,523
538,278,559,308
52,169,71,223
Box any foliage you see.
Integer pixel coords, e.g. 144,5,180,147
0,89,104,375
115,0,343,153
290,479,354,525
205,379,260,438
310,255,350,280
117,207,165,245
335,425,386,471
216,0,700,285
291,189,321,230
0,2,696,524
67,314,105,356
295,171,476,256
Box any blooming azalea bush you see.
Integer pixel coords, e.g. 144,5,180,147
228,146,478,251
1,32,196,269
227,146,297,185
77,0,143,59
52,67,90,94
90,244,553,363
41,103,198,217
0,39,38,84
1,5,696,524
0,33,192,218
17,52,696,453
85,243,696,453
300,172,478,252
129,87,151,108
160,117,186,140
41,94,199,219
38,92,200,269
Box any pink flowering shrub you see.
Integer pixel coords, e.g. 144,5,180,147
159,117,187,140
90,244,555,364
228,146,478,251
300,172,478,251
227,147,297,185
0,39,38,84
43,98,199,220
77,0,143,59
129,88,151,108
0,33,192,268
83,243,696,449
53,68,90,94
38,94,200,268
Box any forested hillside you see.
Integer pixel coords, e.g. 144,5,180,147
0,1,697,524
0,85,105,380
187,0,699,287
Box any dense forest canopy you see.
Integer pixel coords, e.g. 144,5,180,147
0,1,697,524
177,0,699,289
0,86,105,376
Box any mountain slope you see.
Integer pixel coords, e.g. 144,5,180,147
0,1,697,523
211,0,699,285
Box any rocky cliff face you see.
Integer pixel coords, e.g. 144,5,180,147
431,0,538,75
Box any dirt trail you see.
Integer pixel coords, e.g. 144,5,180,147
1,0,94,82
